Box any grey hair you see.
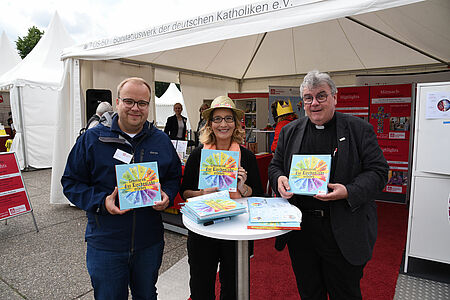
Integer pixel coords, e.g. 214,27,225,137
96,102,113,116
300,70,337,97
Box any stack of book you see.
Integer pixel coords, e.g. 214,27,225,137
181,191,246,224
247,197,301,230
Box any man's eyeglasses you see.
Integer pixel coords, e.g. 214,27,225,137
212,116,235,123
303,92,329,104
119,97,150,109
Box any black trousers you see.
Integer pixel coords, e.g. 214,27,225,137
287,215,365,300
187,231,237,300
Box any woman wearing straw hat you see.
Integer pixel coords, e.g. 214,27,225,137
180,96,264,300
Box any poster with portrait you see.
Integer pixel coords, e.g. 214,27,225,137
369,84,412,140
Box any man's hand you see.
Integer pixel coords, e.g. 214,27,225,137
314,183,348,201
153,190,170,211
105,187,131,215
277,176,293,199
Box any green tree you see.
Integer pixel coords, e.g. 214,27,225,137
16,26,44,59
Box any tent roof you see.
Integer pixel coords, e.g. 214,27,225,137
156,83,183,105
0,31,21,76
61,0,449,81
0,12,75,89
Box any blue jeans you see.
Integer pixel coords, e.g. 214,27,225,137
86,241,164,300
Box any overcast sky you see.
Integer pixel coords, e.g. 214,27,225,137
1,0,259,47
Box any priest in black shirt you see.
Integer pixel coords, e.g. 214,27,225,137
268,70,389,300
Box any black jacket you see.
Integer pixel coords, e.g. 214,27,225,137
164,115,187,140
268,112,389,265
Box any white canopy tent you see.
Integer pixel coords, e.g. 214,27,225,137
0,32,21,76
50,0,450,203
0,12,75,169
155,83,191,128
0,31,21,125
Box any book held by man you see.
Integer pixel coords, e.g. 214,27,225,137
181,190,246,223
288,154,331,196
115,162,161,210
198,149,239,192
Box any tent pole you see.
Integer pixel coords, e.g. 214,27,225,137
16,86,29,170
346,17,449,67
240,33,268,81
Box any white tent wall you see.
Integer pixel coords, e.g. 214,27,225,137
51,59,81,205
10,85,58,169
0,31,21,76
0,12,75,170
179,73,239,129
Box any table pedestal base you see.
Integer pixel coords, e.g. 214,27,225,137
237,240,249,300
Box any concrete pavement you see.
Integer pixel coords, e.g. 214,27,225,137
0,168,187,299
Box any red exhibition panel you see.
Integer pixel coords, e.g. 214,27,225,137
0,191,31,219
369,84,412,140
0,176,24,193
0,152,20,176
336,86,370,119
377,139,410,194
0,153,32,220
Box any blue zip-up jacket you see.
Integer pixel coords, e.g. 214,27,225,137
61,114,181,252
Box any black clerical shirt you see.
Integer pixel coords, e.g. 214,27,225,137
294,114,337,211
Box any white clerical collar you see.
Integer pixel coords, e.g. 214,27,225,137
315,125,325,130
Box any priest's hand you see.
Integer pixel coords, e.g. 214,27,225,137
314,183,348,201
277,176,293,199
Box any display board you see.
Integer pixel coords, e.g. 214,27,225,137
405,81,450,272
336,86,369,120
0,152,38,231
369,84,412,195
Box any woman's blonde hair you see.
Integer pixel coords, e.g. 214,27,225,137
199,109,245,145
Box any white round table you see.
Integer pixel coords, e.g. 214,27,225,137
182,198,293,300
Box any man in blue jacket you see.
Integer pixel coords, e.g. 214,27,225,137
62,77,181,300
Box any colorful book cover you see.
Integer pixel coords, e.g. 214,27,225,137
288,154,331,195
247,197,301,223
198,149,239,192
115,162,161,210
182,191,246,222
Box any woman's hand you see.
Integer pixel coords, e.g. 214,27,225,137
237,167,247,190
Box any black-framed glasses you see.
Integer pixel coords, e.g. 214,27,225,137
303,92,329,104
119,97,150,109
212,116,235,123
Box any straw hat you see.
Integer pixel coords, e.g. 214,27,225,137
202,96,244,120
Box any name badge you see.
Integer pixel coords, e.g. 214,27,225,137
114,149,133,164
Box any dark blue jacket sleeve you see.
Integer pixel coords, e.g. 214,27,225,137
61,135,109,214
